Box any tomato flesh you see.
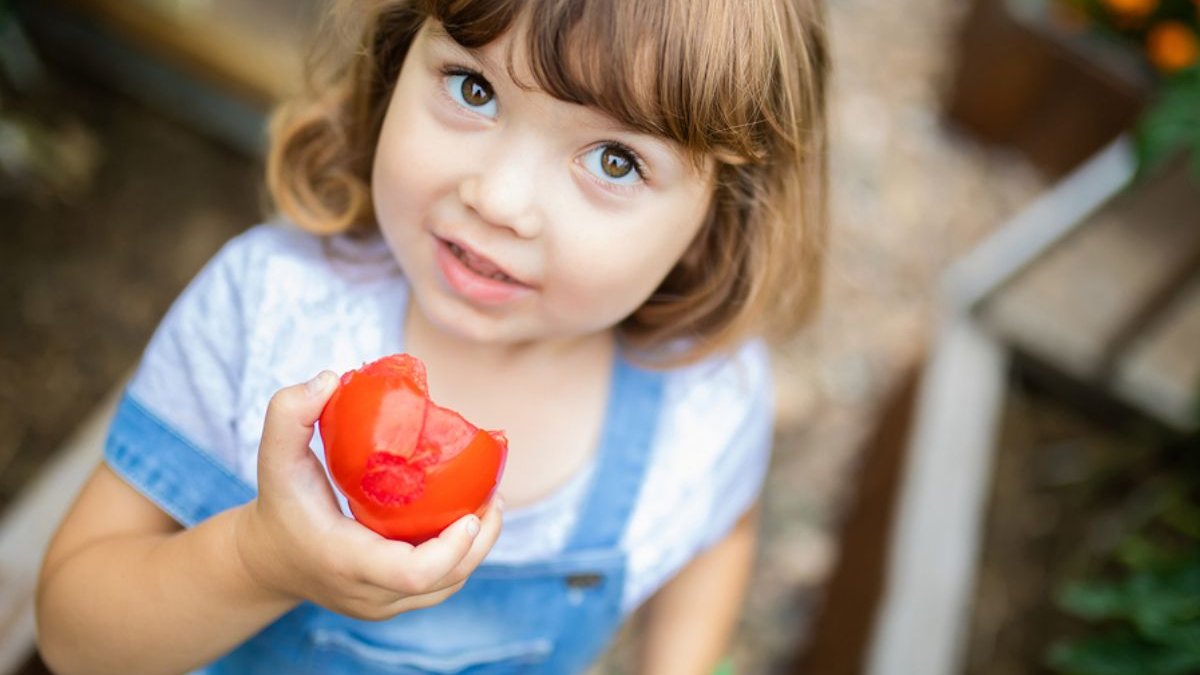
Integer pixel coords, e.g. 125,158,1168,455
318,354,507,543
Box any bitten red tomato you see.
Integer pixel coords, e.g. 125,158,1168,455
318,354,508,544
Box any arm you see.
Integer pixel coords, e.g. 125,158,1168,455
36,467,299,675
36,375,502,675
635,504,760,675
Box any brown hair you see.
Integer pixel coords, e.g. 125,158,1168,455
267,0,829,365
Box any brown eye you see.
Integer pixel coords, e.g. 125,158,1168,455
600,146,633,178
459,73,493,107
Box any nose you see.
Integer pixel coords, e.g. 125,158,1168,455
458,141,541,239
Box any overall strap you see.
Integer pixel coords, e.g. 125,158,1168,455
565,353,665,552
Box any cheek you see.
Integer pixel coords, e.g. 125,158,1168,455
371,98,451,281
373,124,428,223
547,225,696,322
371,86,449,228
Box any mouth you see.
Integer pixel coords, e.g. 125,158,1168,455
433,237,534,306
441,238,528,287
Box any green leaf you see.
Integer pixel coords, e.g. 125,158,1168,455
1163,493,1200,540
1140,620,1200,657
1120,535,1182,572
1134,65,1200,182
1048,629,1200,675
1059,579,1133,620
1129,562,1200,643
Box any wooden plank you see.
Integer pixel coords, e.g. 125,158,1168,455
1112,272,1200,432
942,0,1146,177
0,381,122,674
13,0,270,156
789,362,923,674
55,0,307,105
866,314,1009,675
942,135,1134,311
978,158,1200,382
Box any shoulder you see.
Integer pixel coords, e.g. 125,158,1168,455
214,220,397,280
662,340,773,414
619,340,775,610
655,339,775,472
202,221,319,276
199,222,403,354
142,222,335,348
122,221,407,492
211,221,395,291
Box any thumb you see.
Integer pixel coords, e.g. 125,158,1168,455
259,371,338,467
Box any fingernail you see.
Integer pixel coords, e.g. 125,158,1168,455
306,371,333,396
465,516,480,537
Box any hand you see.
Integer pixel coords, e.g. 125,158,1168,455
233,371,504,621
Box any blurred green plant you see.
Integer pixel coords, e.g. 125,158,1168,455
1054,0,1200,178
1135,63,1200,179
1048,479,1200,674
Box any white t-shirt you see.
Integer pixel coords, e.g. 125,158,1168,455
119,221,774,614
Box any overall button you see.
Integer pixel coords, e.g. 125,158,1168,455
565,573,604,589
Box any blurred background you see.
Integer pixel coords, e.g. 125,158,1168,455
1,0,1198,673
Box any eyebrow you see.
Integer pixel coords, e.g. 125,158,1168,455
425,23,693,171
425,24,507,79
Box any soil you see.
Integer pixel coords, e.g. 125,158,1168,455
3,65,261,674
963,358,1193,675
1,69,261,507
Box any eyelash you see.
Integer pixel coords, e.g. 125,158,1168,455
438,65,495,119
591,140,650,186
436,64,651,192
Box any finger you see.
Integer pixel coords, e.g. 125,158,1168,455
359,513,482,593
384,579,468,616
437,499,503,587
259,371,338,470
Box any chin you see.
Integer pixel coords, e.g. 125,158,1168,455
417,293,524,344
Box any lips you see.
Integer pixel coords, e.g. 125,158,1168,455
440,238,529,287
433,236,535,306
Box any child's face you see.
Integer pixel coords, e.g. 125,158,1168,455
372,20,715,347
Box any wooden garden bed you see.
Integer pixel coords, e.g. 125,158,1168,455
864,137,1200,673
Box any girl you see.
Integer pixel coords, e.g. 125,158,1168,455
35,0,828,672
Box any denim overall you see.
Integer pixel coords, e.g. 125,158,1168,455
108,354,665,675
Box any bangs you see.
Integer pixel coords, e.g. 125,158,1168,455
422,0,777,168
